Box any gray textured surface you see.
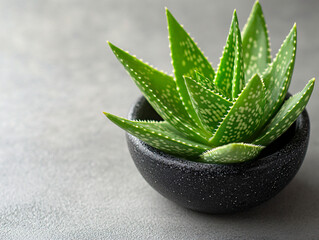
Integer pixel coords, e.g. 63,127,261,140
0,0,318,239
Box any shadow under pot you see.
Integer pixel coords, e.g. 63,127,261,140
126,96,310,214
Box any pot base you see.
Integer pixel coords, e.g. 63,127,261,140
127,96,310,214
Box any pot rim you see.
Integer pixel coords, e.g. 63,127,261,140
128,95,310,173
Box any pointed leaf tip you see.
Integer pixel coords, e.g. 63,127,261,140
210,73,266,146
107,41,119,52
293,23,297,36
242,0,271,80
105,113,211,157
167,8,216,132
110,42,213,142
107,41,113,47
254,0,261,9
184,76,232,133
232,9,239,23
214,9,243,100
261,23,297,125
254,78,315,146
104,112,114,120
165,8,173,18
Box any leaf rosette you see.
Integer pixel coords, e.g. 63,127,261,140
105,1,315,164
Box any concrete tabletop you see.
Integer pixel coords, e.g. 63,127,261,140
0,0,318,239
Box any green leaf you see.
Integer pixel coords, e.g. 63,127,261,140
261,24,297,125
184,76,232,133
242,1,271,80
108,42,210,143
200,143,265,164
254,78,315,146
104,113,211,157
195,71,217,92
166,9,215,129
214,10,245,100
209,74,265,146
232,31,245,99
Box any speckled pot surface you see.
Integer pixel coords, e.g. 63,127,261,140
126,96,310,214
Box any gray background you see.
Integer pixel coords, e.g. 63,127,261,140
0,0,318,239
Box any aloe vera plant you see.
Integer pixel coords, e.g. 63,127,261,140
105,1,315,164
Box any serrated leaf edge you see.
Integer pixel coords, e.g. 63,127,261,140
166,9,215,132
184,75,233,103
104,112,211,150
262,24,297,121
213,10,240,100
242,0,272,64
253,78,315,145
209,73,265,143
108,42,210,142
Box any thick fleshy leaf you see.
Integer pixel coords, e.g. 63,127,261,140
195,71,217,92
254,78,315,146
108,42,210,143
185,76,232,133
242,1,271,80
104,113,211,157
209,74,265,146
261,24,297,125
166,9,215,129
214,10,245,100
232,33,245,99
200,143,265,164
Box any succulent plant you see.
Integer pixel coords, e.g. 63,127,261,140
105,1,315,164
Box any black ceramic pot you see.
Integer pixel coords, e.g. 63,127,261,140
126,96,310,214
